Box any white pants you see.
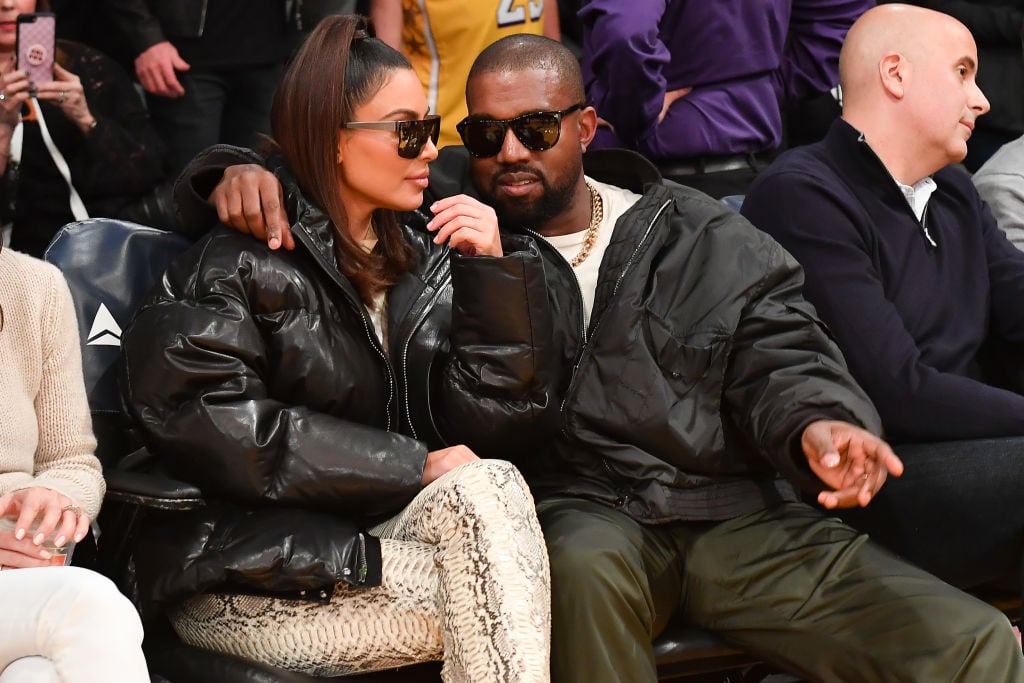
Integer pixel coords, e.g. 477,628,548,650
0,566,149,683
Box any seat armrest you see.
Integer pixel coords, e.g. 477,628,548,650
104,469,205,511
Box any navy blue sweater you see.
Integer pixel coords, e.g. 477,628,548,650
743,119,1024,442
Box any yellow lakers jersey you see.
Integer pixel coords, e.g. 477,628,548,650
402,0,547,148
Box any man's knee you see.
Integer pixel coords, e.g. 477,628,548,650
542,504,654,622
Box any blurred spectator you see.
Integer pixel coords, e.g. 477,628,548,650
974,132,1024,250
370,0,560,147
887,0,1024,171
581,0,872,198
0,0,166,257
103,0,296,175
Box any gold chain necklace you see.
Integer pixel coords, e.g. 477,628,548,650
570,182,604,268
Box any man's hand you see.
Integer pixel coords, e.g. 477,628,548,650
211,164,294,250
802,420,903,509
421,445,480,485
135,41,190,98
658,87,693,124
427,194,503,257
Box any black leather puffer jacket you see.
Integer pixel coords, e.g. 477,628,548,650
121,151,554,615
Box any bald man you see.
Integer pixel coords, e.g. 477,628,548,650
744,3,1024,615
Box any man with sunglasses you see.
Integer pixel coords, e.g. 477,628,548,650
175,34,1024,683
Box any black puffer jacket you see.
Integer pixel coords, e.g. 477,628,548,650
427,147,883,522
121,149,554,615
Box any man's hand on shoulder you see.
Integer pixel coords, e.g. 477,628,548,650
211,164,294,250
802,420,903,509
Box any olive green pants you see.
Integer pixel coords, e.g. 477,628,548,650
537,497,1023,683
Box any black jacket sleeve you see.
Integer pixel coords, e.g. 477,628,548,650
720,227,882,495
435,234,559,459
172,144,265,239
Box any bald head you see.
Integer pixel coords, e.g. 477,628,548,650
468,34,585,104
840,4,974,105
837,4,989,183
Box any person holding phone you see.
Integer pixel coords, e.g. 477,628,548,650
0,235,150,681
120,15,553,679
0,0,167,256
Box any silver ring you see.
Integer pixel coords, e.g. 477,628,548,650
61,504,82,516
0,93,7,102
57,91,66,104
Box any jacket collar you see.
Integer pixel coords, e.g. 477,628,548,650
823,118,923,214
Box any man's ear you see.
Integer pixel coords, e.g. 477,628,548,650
578,105,598,151
880,52,906,99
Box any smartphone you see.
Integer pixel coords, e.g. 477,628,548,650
16,12,55,86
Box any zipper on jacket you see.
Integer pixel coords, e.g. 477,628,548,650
398,274,451,441
558,199,672,422
357,532,368,583
293,229,397,432
856,133,938,249
356,308,397,433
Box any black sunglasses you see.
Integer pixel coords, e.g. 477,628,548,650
342,114,441,159
456,104,584,158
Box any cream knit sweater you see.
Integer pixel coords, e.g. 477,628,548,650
0,248,103,520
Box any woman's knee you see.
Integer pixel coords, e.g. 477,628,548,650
57,568,143,638
441,459,535,510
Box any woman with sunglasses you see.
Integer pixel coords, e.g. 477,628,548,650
120,15,552,681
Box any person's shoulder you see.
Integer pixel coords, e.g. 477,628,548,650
756,142,833,185
159,227,294,295
975,135,1024,182
0,248,64,290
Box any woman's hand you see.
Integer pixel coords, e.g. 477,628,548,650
427,194,503,257
0,487,90,550
0,521,57,569
34,64,97,134
422,445,480,485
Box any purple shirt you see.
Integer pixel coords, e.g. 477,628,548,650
581,0,872,159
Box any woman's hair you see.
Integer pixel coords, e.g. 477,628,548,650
270,15,417,306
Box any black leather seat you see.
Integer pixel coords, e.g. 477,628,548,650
44,218,760,682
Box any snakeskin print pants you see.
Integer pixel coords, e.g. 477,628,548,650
169,460,551,681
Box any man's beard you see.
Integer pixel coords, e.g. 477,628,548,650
479,159,582,234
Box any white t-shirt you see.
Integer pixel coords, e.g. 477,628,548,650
540,176,642,327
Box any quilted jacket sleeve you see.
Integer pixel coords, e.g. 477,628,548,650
434,234,560,461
